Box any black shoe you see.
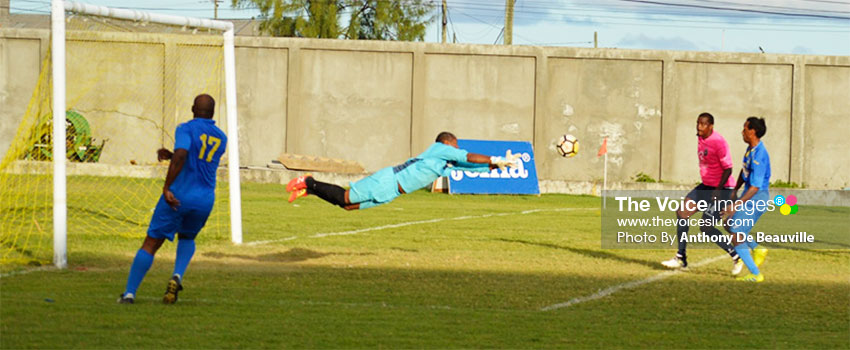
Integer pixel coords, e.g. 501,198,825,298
117,293,135,304
162,275,183,304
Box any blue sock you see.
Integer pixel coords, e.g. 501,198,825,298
173,239,196,282
746,240,758,249
124,249,154,296
734,243,760,275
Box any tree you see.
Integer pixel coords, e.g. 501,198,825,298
231,0,436,41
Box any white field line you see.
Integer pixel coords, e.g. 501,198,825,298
540,254,729,311
245,207,594,246
0,266,56,278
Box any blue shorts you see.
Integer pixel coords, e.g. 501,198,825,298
728,190,770,237
147,195,213,241
349,167,401,210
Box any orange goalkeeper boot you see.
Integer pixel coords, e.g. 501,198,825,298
288,189,308,203
286,173,312,192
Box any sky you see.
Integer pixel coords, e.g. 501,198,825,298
9,0,850,56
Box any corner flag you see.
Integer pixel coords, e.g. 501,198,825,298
599,137,608,209
598,138,608,157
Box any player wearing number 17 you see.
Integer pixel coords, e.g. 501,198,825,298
118,94,227,304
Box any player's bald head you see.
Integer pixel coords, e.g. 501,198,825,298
192,94,215,119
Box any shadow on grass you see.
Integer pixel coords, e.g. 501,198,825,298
390,247,419,253
494,238,666,270
2,254,848,349
202,247,374,263
71,207,147,227
760,243,850,257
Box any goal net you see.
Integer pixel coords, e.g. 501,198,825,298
0,1,242,268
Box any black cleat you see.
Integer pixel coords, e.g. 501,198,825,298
117,293,135,304
162,275,183,304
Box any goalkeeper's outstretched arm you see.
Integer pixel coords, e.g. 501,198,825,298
466,150,521,170
466,153,499,169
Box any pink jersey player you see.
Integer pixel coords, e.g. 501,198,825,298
661,112,741,273
698,129,735,188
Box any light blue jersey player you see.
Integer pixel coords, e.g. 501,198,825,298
724,117,770,283
284,132,520,210
119,94,227,304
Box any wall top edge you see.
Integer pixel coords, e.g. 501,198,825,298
0,28,50,39
3,27,848,66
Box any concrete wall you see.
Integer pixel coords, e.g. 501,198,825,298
666,62,793,186
538,57,662,182
235,46,288,168
0,30,229,169
289,49,413,171
65,40,165,165
0,31,41,160
419,53,535,152
2,28,849,188
803,65,850,189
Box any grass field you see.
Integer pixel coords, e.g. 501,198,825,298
2,182,849,348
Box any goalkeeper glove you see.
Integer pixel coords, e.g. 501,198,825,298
504,150,522,167
490,156,510,170
490,152,521,170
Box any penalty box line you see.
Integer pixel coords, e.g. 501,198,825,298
245,207,595,246
540,254,728,311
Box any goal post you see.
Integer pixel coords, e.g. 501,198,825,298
51,0,67,268
46,0,243,268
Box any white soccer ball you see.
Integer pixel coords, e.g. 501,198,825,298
557,134,579,158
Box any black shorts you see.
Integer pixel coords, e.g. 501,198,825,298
686,183,733,221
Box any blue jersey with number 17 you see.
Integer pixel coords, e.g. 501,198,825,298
170,118,227,207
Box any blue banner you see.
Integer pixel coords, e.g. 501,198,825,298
448,139,539,195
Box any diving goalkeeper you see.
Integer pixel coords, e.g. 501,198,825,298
285,131,520,210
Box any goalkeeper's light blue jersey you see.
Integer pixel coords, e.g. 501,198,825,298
170,118,227,207
395,142,489,193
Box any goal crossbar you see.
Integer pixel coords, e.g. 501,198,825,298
50,0,244,268
63,1,234,32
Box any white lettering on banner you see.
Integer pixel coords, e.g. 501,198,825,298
450,151,530,181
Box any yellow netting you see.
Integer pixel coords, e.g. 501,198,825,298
1,11,232,266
